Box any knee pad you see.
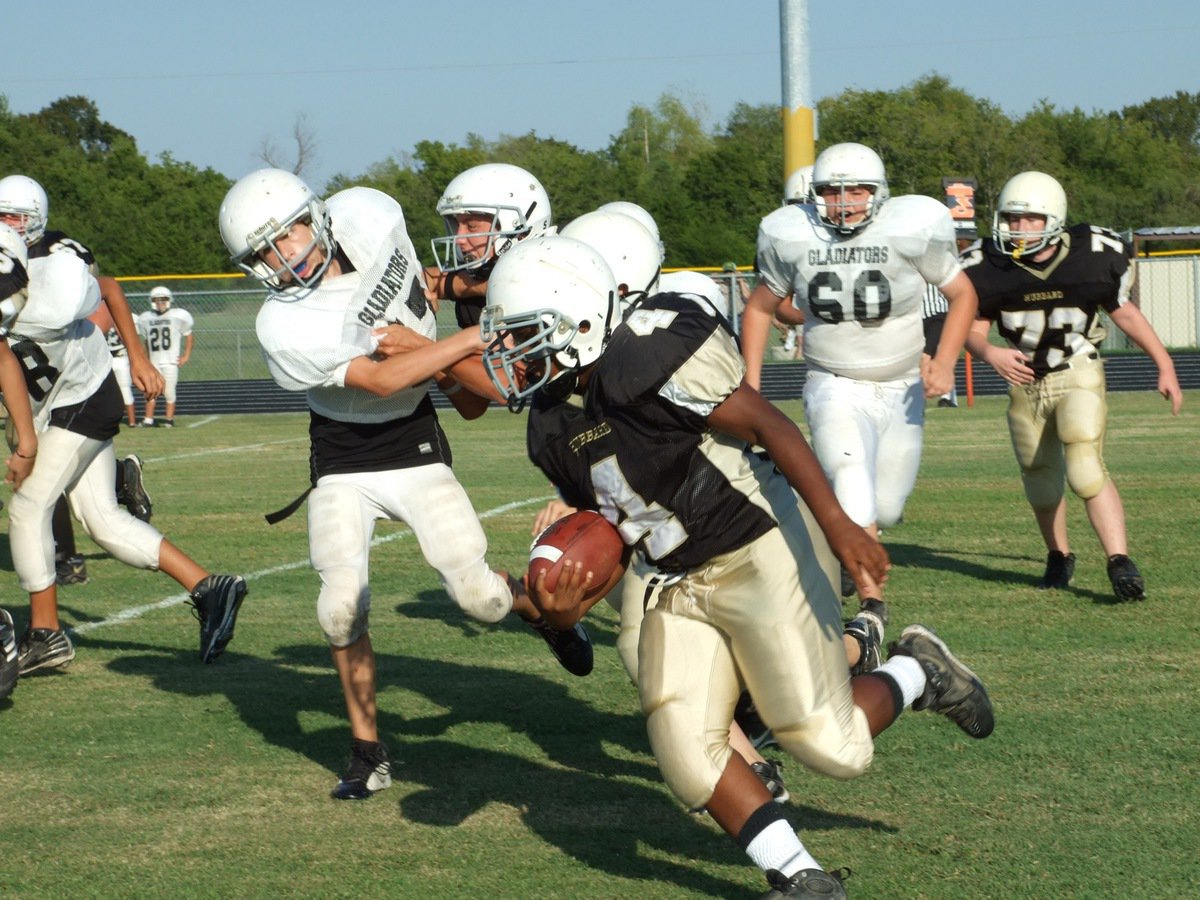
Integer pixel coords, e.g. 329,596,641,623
1058,390,1108,500
644,696,732,811
441,563,511,624
316,566,370,647
1064,443,1109,500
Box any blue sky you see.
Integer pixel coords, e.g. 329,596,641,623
5,1,1197,190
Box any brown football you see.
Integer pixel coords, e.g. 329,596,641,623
528,510,624,599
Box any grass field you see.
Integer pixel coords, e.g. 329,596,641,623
1,393,1197,899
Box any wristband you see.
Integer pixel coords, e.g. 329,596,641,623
439,381,463,396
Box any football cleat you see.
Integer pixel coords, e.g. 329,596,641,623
761,867,850,899
527,617,593,676
1,609,19,701
162,419,175,428
18,627,76,674
734,691,778,750
55,554,89,586
750,759,790,804
1107,554,1146,601
844,598,888,676
188,575,248,663
331,739,392,800
888,625,994,739
1037,550,1075,590
118,455,153,523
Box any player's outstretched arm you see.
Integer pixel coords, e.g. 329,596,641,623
739,283,787,391
707,382,890,593
924,272,978,398
344,327,485,397
965,318,1035,386
1108,303,1183,414
0,342,37,489
100,275,164,400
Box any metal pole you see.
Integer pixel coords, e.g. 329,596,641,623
779,0,816,186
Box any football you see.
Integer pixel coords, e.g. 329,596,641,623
528,510,624,600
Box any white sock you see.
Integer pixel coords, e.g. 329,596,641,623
875,654,927,708
745,818,820,876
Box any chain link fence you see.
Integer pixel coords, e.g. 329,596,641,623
118,258,1197,390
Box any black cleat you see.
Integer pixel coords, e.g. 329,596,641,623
528,618,593,676
55,554,89,586
118,455,153,523
1,609,19,701
1107,554,1146,601
750,759,790,804
734,691,778,750
18,627,76,674
844,598,888,676
188,575,248,663
1037,550,1075,590
762,867,850,899
331,739,392,800
888,625,994,739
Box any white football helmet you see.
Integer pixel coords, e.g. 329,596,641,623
0,222,30,326
658,270,725,315
218,168,335,293
481,235,618,411
432,163,553,273
596,201,665,263
0,175,49,247
150,285,173,312
811,143,890,234
783,165,814,205
993,171,1068,258
560,210,661,313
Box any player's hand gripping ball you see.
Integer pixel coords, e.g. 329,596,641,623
528,510,624,601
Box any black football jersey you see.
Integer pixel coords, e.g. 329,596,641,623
527,293,777,573
962,224,1131,378
28,230,97,269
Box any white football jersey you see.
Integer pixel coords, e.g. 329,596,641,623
756,195,961,381
136,307,194,366
7,252,110,429
256,187,436,423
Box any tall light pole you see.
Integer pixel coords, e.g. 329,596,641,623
779,0,815,186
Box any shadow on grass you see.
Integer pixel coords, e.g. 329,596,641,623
884,540,1119,605
90,618,892,898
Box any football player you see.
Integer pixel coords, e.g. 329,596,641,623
426,162,555,329
962,171,1182,600
740,143,979,618
0,186,246,673
218,168,593,801
482,235,993,898
0,174,157,586
135,286,194,428
0,224,38,707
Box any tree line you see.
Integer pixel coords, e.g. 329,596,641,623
2,77,1197,277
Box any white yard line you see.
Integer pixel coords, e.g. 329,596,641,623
135,436,309,465
70,494,555,636
187,416,220,429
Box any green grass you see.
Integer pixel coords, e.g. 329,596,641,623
1,393,1197,898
